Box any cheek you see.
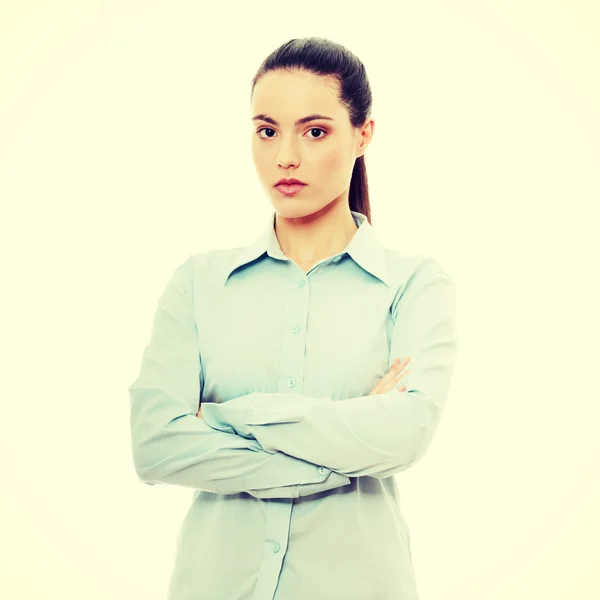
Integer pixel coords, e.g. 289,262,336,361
318,148,348,181
251,146,268,175
320,147,343,168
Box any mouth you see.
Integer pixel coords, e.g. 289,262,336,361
275,183,307,196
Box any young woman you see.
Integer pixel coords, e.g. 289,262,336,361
129,36,458,600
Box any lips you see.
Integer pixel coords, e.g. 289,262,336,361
275,178,306,186
275,183,306,195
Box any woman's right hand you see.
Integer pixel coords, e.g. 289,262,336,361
369,356,412,395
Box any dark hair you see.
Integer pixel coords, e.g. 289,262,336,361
250,37,373,224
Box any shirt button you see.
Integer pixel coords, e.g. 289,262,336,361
298,279,306,288
318,466,326,474
287,378,296,388
333,256,341,263
273,542,280,553
292,325,300,334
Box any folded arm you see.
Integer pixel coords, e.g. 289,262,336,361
201,261,459,479
128,256,352,498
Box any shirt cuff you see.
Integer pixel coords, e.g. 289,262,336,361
201,393,256,438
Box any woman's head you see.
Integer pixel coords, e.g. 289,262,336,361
250,37,375,224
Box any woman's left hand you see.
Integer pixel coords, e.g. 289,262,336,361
196,404,203,419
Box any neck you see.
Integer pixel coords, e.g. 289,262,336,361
274,197,358,266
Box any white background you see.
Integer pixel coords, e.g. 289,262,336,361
1,1,599,598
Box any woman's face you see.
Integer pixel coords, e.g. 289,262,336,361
251,69,373,219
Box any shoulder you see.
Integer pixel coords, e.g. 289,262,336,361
384,249,451,289
189,247,243,272
187,246,246,283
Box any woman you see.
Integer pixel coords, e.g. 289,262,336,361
129,36,458,600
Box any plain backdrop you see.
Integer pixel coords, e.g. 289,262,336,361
1,1,599,599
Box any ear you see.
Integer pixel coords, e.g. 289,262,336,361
356,118,375,158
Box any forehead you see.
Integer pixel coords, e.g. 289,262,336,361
252,69,342,117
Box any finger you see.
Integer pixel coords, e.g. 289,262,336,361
370,357,411,395
379,356,410,386
369,359,399,395
384,376,410,394
369,359,405,396
395,368,412,381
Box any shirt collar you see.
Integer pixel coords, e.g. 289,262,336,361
223,210,392,287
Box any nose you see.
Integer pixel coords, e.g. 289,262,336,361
278,158,299,169
276,137,300,169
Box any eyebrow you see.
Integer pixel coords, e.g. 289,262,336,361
252,113,335,126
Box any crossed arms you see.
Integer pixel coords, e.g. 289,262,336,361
129,255,458,498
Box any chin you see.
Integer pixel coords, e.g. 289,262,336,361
272,200,334,221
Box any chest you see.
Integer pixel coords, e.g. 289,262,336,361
193,263,395,404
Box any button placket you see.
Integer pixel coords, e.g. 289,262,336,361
286,277,307,389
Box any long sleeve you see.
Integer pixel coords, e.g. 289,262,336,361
201,263,458,479
128,256,352,498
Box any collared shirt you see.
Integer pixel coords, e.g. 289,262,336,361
128,210,459,600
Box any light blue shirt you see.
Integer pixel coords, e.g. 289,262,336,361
129,210,459,600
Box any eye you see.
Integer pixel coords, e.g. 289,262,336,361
307,127,327,139
256,127,328,140
256,127,275,139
